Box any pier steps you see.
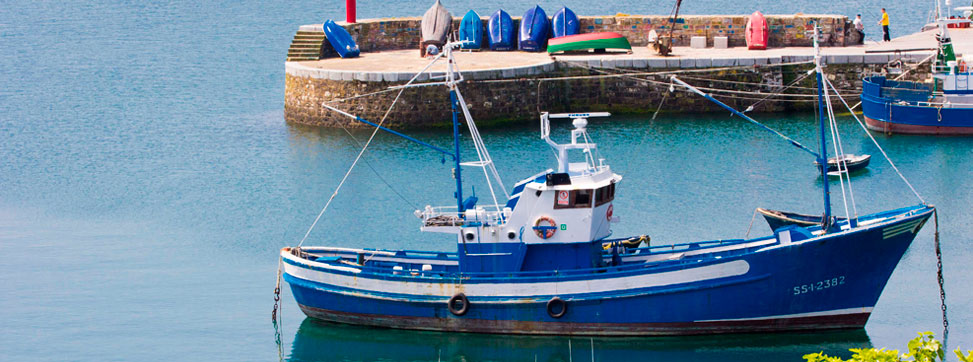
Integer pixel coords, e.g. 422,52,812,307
287,31,326,61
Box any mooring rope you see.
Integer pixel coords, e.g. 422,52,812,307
569,61,829,99
744,208,759,239
678,73,852,93
742,69,816,113
472,60,815,85
651,79,671,120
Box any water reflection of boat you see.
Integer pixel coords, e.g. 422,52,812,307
290,318,872,362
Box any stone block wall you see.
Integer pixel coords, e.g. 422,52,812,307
285,58,930,128
305,14,850,58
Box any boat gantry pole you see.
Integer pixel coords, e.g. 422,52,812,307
812,23,834,231
446,46,465,213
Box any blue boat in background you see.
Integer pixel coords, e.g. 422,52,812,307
459,10,483,49
862,18,973,134
551,7,580,38
280,40,936,336
488,10,515,51
322,20,360,58
519,5,550,51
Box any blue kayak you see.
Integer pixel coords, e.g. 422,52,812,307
551,7,579,38
459,10,483,49
323,20,360,58
488,9,515,51
519,5,550,52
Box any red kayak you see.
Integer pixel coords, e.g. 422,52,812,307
746,11,768,50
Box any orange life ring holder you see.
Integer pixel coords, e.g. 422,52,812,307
533,216,557,239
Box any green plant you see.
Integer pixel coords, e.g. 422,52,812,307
905,332,945,362
803,332,953,362
956,348,973,362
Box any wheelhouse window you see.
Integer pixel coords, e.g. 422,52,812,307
595,183,615,206
553,189,593,209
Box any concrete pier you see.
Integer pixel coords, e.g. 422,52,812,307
284,15,972,128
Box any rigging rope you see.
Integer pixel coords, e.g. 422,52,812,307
336,125,418,209
670,76,821,158
823,76,855,222
823,77,926,204
297,52,448,247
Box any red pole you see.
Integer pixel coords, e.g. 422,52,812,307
346,0,356,23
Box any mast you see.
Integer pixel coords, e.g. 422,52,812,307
813,23,833,230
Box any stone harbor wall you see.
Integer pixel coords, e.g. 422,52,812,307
299,14,851,59
285,53,930,128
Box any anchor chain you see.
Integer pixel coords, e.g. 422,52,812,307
933,209,949,347
272,258,282,322
272,257,284,361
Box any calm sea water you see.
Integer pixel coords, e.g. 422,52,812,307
1,0,969,361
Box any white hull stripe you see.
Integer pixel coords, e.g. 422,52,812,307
883,219,922,239
283,256,750,298
696,307,874,322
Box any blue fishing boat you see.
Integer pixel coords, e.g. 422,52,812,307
459,10,483,50
280,39,935,336
519,5,550,51
862,18,973,134
322,20,360,58
488,10,515,51
551,7,580,38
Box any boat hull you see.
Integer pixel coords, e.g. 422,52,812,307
746,11,768,50
864,116,973,135
459,10,483,49
519,6,550,52
547,32,633,54
294,302,870,335
283,206,932,335
323,20,360,58
551,7,579,38
488,10,515,51
862,76,973,135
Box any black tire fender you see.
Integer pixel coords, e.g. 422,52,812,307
448,293,469,316
546,297,567,318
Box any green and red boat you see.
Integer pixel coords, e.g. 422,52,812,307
547,32,632,54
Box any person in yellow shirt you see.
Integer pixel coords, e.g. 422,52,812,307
878,8,890,42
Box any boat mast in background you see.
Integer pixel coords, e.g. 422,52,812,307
812,23,834,230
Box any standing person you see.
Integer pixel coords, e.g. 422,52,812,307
853,14,865,44
879,8,890,42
